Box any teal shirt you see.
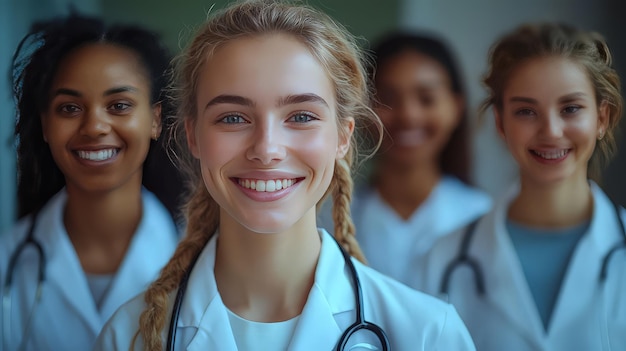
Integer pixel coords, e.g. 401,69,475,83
507,220,589,330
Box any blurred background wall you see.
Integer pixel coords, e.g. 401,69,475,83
1,0,624,232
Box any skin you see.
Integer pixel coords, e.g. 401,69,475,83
41,43,161,273
186,33,353,322
495,56,609,228
373,50,463,220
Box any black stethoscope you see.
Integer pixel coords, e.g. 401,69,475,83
2,212,46,351
440,199,626,296
166,237,390,351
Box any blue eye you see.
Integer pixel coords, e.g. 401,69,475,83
289,113,316,123
562,105,581,114
219,115,247,124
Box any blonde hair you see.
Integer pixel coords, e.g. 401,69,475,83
133,1,381,349
480,23,623,181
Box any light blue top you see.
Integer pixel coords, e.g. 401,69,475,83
507,220,589,330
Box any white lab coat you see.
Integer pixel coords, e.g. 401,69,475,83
94,229,476,351
421,182,626,351
0,189,178,351
318,176,492,290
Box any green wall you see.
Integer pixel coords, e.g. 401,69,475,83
101,0,400,53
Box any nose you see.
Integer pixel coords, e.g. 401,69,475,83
395,97,424,127
79,108,111,138
246,119,286,165
539,111,564,138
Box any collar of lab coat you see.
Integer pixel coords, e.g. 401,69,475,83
178,229,355,351
477,180,625,347
357,176,492,255
33,188,177,336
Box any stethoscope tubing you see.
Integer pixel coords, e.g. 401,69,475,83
166,236,390,351
2,212,45,351
441,199,626,296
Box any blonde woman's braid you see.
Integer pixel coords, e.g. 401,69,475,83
133,180,219,350
332,158,366,263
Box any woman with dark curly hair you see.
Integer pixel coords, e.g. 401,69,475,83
0,13,180,351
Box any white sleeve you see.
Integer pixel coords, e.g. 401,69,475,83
435,305,476,351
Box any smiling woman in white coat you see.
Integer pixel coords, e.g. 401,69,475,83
318,32,492,290
0,15,179,351
422,23,626,351
94,1,476,350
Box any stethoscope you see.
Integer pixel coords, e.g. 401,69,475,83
440,199,626,296
166,237,390,351
2,212,46,351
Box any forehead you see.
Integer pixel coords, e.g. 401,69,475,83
503,56,594,101
52,43,149,91
376,50,451,88
196,33,335,106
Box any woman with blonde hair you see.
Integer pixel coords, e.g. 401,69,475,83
95,1,475,350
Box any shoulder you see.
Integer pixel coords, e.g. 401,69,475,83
438,176,492,212
354,261,476,349
0,215,33,269
140,188,180,237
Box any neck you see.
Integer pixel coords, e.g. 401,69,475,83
64,179,143,274
509,174,593,228
374,159,441,220
214,208,321,322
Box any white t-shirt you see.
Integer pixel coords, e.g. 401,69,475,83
227,309,299,350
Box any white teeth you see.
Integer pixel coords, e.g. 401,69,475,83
77,149,117,161
534,149,568,159
238,178,296,192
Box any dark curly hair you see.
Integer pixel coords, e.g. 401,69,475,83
12,13,183,220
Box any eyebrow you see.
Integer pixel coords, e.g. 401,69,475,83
509,92,588,105
104,86,139,96
205,95,255,110
278,93,329,108
52,86,138,98
204,93,329,110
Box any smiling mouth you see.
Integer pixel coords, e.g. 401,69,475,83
76,148,119,161
237,178,298,192
530,149,570,160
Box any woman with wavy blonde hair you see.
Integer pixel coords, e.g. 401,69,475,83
94,1,475,350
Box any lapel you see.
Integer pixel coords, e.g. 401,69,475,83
420,177,492,255
37,190,101,336
184,230,353,350
477,185,546,347
549,183,622,336
183,236,238,351
288,230,352,350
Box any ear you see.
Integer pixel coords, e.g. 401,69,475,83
597,99,610,139
494,108,506,140
151,103,163,140
336,117,355,159
184,117,200,159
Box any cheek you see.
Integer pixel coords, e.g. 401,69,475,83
294,129,338,167
568,118,598,141
197,133,235,172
